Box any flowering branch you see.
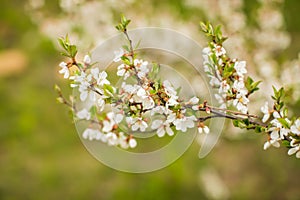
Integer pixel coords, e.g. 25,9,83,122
55,16,300,158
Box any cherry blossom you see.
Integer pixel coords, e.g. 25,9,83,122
126,117,148,132
83,55,91,65
261,102,271,123
82,128,103,141
151,119,174,137
59,62,70,79
76,108,91,120
291,119,300,135
113,48,124,62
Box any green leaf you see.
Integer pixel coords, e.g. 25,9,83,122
122,45,130,52
103,84,115,96
277,118,290,128
69,45,78,58
60,52,71,58
233,119,240,127
58,37,68,51
282,140,290,147
255,126,263,133
199,21,208,33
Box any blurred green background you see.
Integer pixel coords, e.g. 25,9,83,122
0,0,300,199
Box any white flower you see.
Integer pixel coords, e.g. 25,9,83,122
82,128,103,141
173,115,196,132
232,80,245,91
233,90,249,114
219,80,230,94
105,132,119,146
151,119,174,137
118,133,129,149
117,64,130,79
83,55,91,65
208,75,221,87
213,45,226,57
102,120,114,133
287,139,300,158
291,119,300,135
132,87,155,110
102,112,124,132
59,62,69,79
76,108,91,120
163,80,178,98
198,124,210,134
78,82,94,102
166,96,179,107
121,83,138,94
96,70,110,86
126,117,148,132
263,138,280,150
113,48,124,62
261,102,271,123
134,59,149,79
269,118,290,139
234,61,247,77
288,145,300,158
71,71,101,102
128,138,137,148
151,106,167,115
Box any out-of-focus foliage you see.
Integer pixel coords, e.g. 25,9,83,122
0,0,300,199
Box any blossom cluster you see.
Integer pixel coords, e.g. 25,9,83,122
56,18,211,149
203,46,249,113
201,23,260,114
58,51,210,149
260,90,300,158
56,17,299,159
200,22,299,159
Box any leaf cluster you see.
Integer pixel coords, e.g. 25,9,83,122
199,21,227,45
115,14,131,32
58,35,78,59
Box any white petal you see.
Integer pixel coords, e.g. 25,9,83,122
157,127,165,137
198,127,203,134
296,151,300,158
131,124,139,131
117,69,125,76
151,120,163,129
270,131,279,140
83,55,91,65
262,114,270,123
263,141,270,150
129,138,137,148
165,126,174,136
288,147,297,155
204,126,210,134
272,141,280,148
273,111,280,119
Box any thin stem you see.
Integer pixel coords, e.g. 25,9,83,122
123,30,143,85
206,104,259,118
199,107,265,126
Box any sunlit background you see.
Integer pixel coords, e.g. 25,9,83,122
1,0,300,199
